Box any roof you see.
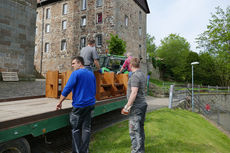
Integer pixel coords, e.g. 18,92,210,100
134,0,150,14
37,0,150,13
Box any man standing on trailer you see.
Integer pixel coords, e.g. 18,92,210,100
117,52,132,75
121,57,148,153
80,39,100,71
56,56,96,153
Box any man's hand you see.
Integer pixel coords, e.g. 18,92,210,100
121,104,131,115
56,102,62,110
116,71,121,75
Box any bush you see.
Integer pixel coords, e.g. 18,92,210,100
106,34,126,55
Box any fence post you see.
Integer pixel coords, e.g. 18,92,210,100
169,85,174,109
228,86,230,93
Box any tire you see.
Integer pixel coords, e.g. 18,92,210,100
0,138,31,153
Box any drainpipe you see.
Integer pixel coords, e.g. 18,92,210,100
40,2,44,74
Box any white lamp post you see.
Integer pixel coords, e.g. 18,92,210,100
191,62,199,112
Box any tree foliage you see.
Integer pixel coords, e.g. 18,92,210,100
146,34,156,57
146,34,157,68
196,6,230,86
156,34,190,81
106,34,126,55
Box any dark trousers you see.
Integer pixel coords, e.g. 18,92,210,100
70,105,95,153
129,105,147,153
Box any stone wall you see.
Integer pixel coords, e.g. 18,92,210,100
0,0,36,78
194,94,230,112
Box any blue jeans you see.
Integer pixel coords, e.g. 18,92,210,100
70,105,95,153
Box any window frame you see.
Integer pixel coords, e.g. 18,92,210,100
80,37,86,49
96,0,102,7
81,16,86,26
61,39,67,51
125,15,128,27
62,20,67,30
62,3,68,15
45,24,50,33
138,27,142,36
45,43,49,53
96,34,102,47
81,0,87,10
96,12,102,24
46,8,50,19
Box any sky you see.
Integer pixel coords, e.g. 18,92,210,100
147,0,230,52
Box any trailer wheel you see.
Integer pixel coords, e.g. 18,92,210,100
0,138,31,153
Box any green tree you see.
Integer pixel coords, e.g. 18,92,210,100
146,34,157,68
184,51,199,82
146,34,156,57
197,53,218,85
156,34,190,81
106,34,126,55
196,6,230,86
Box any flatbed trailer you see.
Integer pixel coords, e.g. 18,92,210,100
0,96,127,152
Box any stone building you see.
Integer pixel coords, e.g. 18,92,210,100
0,0,37,79
35,0,150,75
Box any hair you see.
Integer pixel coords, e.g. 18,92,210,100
88,39,95,45
126,52,132,57
130,57,140,68
72,56,84,65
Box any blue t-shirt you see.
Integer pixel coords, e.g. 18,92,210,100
61,68,96,108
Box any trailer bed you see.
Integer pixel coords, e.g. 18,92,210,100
0,96,127,143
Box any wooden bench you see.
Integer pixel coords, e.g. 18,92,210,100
2,72,19,81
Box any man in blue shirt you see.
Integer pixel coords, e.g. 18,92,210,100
56,56,96,153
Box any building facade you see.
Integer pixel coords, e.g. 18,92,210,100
35,0,150,75
0,0,37,79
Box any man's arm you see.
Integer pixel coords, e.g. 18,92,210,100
94,59,100,69
121,87,138,115
56,95,66,110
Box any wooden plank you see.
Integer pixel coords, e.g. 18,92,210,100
2,72,19,81
116,74,128,95
46,71,59,98
65,70,73,100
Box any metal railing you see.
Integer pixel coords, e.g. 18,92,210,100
169,84,230,132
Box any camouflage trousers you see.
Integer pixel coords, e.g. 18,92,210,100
129,105,147,153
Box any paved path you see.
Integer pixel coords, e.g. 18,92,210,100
146,96,169,111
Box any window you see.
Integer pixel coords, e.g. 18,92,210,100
125,15,128,26
45,43,49,52
139,27,142,36
80,37,86,49
35,45,37,53
139,44,142,60
81,16,86,26
63,3,68,15
96,0,102,7
45,24,50,33
96,34,102,47
97,13,102,24
46,8,50,19
81,0,86,10
139,11,142,23
61,39,67,51
62,20,67,30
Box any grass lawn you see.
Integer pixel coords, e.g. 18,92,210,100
89,108,230,153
